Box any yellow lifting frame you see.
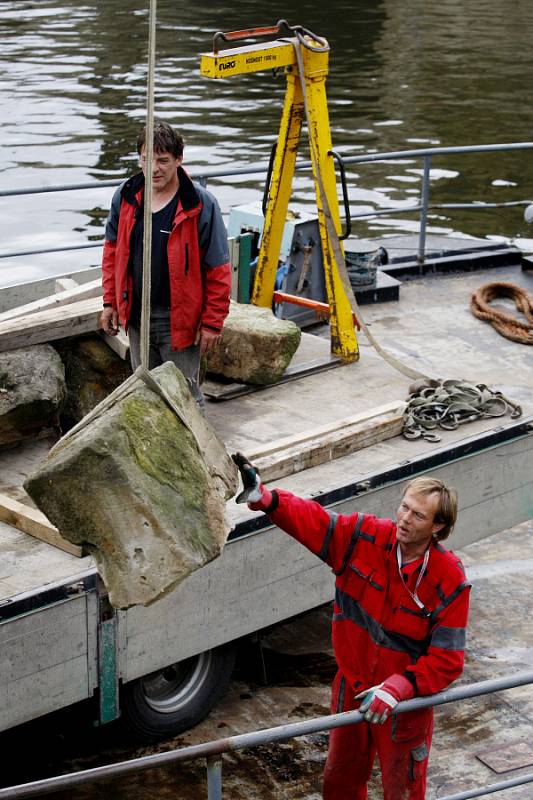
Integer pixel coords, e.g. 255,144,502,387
200,25,359,362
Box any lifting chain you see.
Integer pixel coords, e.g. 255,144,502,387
402,378,522,442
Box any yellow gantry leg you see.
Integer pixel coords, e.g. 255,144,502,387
251,46,358,362
251,70,304,308
301,48,359,362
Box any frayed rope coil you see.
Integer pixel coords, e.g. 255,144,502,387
470,282,533,345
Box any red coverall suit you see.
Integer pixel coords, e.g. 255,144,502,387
265,489,470,800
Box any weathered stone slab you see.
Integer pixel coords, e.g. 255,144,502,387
0,345,66,446
53,334,132,428
24,362,238,609
207,302,301,385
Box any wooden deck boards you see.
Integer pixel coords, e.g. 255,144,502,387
0,296,101,352
0,521,92,602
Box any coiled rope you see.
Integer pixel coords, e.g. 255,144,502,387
470,282,533,345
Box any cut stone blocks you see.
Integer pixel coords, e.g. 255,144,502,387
0,345,66,446
24,362,238,609
207,302,301,385
54,334,132,427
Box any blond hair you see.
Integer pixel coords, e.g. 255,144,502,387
404,477,458,541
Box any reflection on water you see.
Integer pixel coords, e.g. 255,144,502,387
1,0,533,285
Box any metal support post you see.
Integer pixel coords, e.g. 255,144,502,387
97,613,120,724
237,232,253,303
418,154,431,270
96,576,120,726
301,47,358,361
206,755,223,800
251,69,303,307
200,25,359,362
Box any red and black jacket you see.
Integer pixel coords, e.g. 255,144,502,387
102,167,231,350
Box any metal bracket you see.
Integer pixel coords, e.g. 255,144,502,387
97,589,120,725
329,150,351,240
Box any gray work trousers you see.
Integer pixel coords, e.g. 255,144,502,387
128,315,204,410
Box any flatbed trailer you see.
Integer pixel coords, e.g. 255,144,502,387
0,262,532,740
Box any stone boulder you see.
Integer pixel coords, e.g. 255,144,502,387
0,345,66,446
206,302,301,385
24,362,238,609
54,334,132,429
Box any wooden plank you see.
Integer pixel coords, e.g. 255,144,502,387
0,279,102,323
250,401,405,459
0,493,82,557
0,268,101,315
55,278,79,293
250,402,406,483
0,296,102,352
99,329,130,361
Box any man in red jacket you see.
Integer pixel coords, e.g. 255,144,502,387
232,454,470,800
100,120,231,407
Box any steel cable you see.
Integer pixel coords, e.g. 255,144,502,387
56,0,201,453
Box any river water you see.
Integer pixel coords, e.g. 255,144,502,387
1,0,533,288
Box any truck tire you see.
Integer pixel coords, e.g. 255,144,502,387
121,643,236,742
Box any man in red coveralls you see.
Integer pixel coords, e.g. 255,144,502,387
232,454,470,800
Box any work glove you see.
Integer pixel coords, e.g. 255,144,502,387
231,452,273,510
355,673,415,725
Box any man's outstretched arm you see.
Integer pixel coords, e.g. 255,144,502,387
232,452,376,574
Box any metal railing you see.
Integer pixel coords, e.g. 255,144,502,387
1,141,532,264
0,670,532,799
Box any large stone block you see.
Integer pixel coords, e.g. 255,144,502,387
207,302,301,385
24,362,238,609
0,345,66,446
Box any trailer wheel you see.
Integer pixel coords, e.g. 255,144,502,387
122,643,236,742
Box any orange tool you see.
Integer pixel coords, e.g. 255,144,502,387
273,291,361,330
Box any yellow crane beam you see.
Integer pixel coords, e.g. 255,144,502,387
200,39,296,79
200,22,359,362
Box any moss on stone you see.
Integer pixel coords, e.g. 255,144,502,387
24,362,237,608
207,302,302,385
119,393,215,556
